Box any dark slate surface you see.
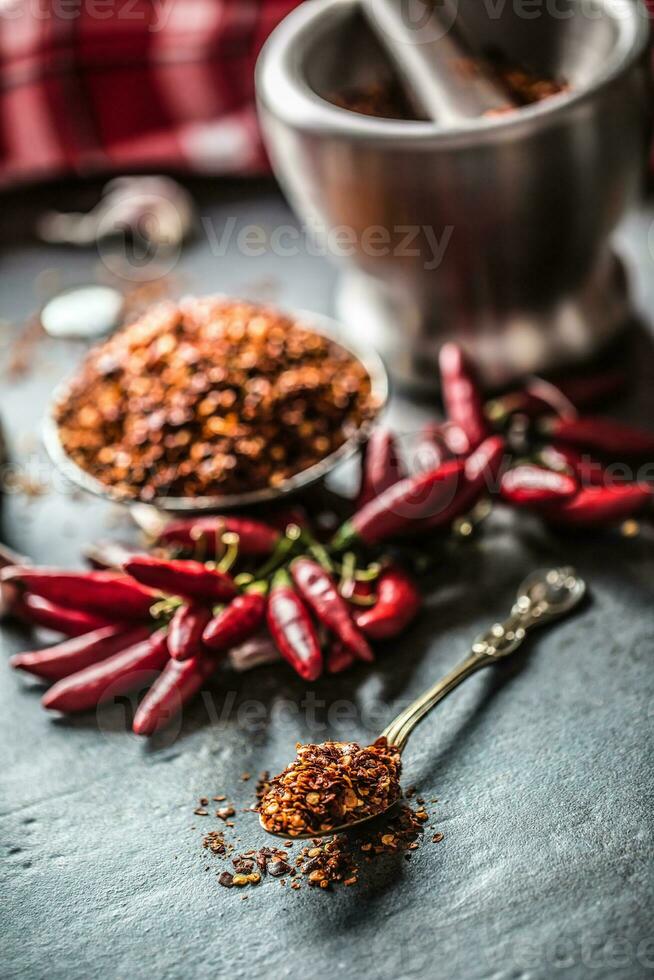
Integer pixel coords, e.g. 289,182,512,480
1,180,653,980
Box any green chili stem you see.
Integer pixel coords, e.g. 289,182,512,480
149,595,183,623
330,560,382,582
347,594,377,607
254,523,303,579
338,551,356,599
217,532,240,573
190,525,209,564
300,532,334,573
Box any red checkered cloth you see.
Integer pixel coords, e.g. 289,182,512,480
0,0,302,187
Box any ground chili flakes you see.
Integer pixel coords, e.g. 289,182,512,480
197,778,443,894
330,56,567,121
258,737,401,837
203,831,229,856
217,846,291,888
291,801,429,889
254,771,271,805
55,297,377,501
330,80,416,120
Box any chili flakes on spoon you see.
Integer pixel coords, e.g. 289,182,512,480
258,737,401,837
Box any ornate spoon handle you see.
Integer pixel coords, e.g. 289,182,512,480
381,567,586,751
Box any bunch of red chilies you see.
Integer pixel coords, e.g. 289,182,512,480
4,343,653,735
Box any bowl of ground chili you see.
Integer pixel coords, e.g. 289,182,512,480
45,296,387,510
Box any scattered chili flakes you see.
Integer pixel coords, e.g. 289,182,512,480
215,806,236,821
251,771,271,811
5,315,45,380
289,801,427,889
268,857,292,878
5,471,49,499
197,776,444,896
258,737,401,837
223,846,292,888
54,297,377,501
232,857,254,873
296,834,358,889
202,831,228,856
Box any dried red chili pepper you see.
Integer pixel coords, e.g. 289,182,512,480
486,369,625,426
202,584,267,652
499,464,578,507
168,604,212,662
228,632,281,672
83,540,146,571
332,458,465,549
342,578,375,606
538,444,607,487
354,565,421,640
417,435,506,531
42,628,170,713
541,416,654,459
357,428,404,507
555,368,627,409
0,544,26,621
132,652,217,735
13,593,117,637
156,516,280,558
11,624,151,682
543,484,653,527
413,423,446,472
123,556,237,603
1,567,157,620
267,506,309,532
266,569,322,682
291,558,373,663
326,641,357,674
439,342,489,451
485,378,576,424
441,421,473,457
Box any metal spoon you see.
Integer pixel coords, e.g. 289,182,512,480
260,567,586,840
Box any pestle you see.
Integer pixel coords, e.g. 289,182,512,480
359,0,514,124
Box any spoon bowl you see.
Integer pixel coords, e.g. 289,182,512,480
258,803,402,841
